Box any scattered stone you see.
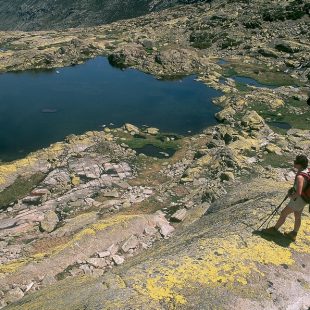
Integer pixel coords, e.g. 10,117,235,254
107,244,119,255
145,127,159,135
112,255,124,265
241,111,265,130
31,188,50,196
71,176,81,186
40,211,59,232
79,264,92,275
141,39,154,49
86,258,107,268
121,235,139,253
41,274,57,286
265,144,282,155
215,107,236,123
22,195,41,205
4,287,24,304
220,172,235,182
103,190,119,198
98,251,110,258
155,214,175,237
144,226,158,236
24,282,34,293
0,219,17,230
170,208,187,222
124,123,139,133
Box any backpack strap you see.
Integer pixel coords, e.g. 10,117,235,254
297,171,310,181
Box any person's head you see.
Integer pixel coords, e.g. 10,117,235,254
294,154,308,170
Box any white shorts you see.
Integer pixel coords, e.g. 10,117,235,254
287,196,308,213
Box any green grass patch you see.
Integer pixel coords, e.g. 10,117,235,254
0,172,46,209
250,98,310,130
221,62,302,87
235,82,251,92
123,135,180,151
261,153,293,168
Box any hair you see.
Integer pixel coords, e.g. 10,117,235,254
294,154,308,169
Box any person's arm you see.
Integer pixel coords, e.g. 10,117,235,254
290,175,304,199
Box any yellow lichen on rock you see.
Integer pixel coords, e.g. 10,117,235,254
133,221,310,305
287,216,310,254
0,156,38,185
49,214,138,256
0,259,29,274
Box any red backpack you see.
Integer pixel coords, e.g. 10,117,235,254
298,168,310,203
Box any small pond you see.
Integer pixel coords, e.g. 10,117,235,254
220,76,277,89
268,121,292,130
134,144,176,159
232,76,277,89
0,57,222,161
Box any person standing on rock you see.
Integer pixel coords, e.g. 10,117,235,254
264,154,310,241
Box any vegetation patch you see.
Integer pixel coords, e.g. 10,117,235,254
120,134,180,151
249,98,310,130
261,153,293,168
221,62,302,87
261,0,309,22
189,31,217,49
0,172,45,209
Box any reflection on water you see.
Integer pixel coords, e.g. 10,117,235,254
0,57,222,161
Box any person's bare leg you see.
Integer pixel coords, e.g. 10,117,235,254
293,211,302,233
274,206,294,230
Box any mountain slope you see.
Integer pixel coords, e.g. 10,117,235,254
0,0,207,31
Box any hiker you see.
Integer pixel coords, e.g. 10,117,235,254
264,154,310,241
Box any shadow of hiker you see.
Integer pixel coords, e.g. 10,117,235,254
252,230,293,248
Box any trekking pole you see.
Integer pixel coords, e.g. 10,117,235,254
257,194,288,231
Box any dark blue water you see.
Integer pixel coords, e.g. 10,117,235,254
0,57,221,161
217,59,228,65
268,121,292,130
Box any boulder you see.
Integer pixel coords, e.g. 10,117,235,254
215,107,236,123
145,127,159,135
124,123,139,133
108,44,147,68
86,258,107,268
220,171,235,182
41,274,57,286
207,139,225,149
121,235,139,253
275,40,301,54
265,144,282,155
241,111,265,130
270,98,284,109
171,208,187,222
155,213,175,237
107,244,119,255
112,255,125,265
98,251,110,258
103,190,119,198
40,211,59,232
4,287,24,304
71,176,81,186
141,39,155,49
258,48,279,58
144,226,158,236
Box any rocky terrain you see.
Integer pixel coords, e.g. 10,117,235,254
0,0,206,31
0,0,309,309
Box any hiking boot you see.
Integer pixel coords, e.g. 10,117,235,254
284,231,297,241
261,226,279,235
